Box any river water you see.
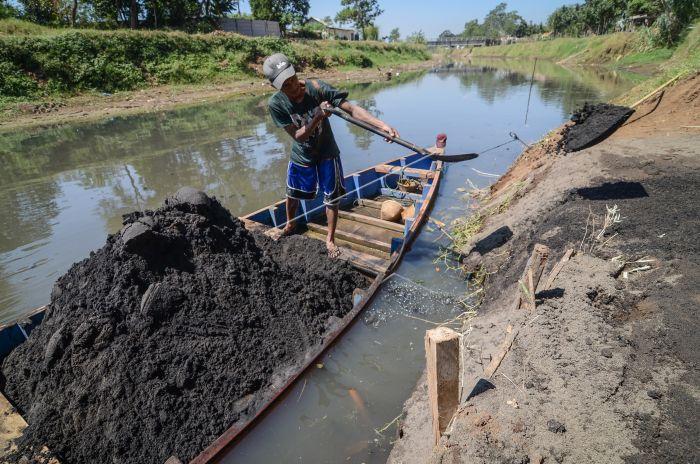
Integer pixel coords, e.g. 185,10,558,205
0,60,633,462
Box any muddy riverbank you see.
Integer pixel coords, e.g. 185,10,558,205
0,60,438,133
1,188,365,464
389,73,700,463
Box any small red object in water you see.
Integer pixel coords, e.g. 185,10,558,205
436,133,447,148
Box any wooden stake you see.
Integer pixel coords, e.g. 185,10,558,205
543,249,574,290
517,244,550,310
425,327,461,446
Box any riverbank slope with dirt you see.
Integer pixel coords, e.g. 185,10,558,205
388,73,699,463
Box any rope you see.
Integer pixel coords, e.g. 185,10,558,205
524,58,537,125
273,133,521,230
509,131,531,149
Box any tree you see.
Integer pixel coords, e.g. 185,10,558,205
405,30,425,44
481,2,525,37
0,0,19,18
334,0,383,39
322,15,333,25
249,0,310,30
363,24,379,40
18,0,67,24
462,19,483,37
388,27,400,42
438,29,455,39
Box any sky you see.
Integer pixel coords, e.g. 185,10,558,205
240,0,576,39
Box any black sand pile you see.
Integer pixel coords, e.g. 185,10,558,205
562,102,634,152
1,187,365,464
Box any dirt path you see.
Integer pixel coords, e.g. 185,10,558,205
388,74,699,463
0,60,437,133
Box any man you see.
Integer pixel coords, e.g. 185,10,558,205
264,53,400,258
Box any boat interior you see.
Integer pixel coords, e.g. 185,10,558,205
241,153,441,276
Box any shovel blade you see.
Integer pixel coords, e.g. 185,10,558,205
429,153,479,163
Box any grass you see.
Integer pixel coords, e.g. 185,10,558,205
448,180,526,253
615,22,700,106
467,26,695,71
0,19,430,104
0,18,55,36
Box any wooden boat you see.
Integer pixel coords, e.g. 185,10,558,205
0,144,444,464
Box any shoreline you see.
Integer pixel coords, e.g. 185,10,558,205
0,60,438,133
388,73,699,463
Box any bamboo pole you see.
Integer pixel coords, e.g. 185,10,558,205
631,72,684,108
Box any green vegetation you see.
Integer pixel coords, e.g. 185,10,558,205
466,21,699,105
249,0,310,30
454,2,545,39
0,21,429,102
469,25,693,69
335,0,383,39
616,20,700,105
548,0,699,46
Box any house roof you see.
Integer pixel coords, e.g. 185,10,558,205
308,17,356,33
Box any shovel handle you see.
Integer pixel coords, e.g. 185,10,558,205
325,107,431,156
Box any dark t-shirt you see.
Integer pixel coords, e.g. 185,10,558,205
268,79,348,166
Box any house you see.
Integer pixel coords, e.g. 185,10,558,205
307,17,359,40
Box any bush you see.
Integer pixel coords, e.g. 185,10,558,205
0,28,428,98
0,62,38,96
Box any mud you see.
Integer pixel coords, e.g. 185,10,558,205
562,102,634,152
1,188,365,464
388,74,700,463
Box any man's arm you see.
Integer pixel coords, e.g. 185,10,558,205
337,100,400,139
283,106,328,142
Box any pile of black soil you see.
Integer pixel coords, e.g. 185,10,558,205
1,187,365,464
562,103,634,152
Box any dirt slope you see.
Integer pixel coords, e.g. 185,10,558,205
388,73,699,464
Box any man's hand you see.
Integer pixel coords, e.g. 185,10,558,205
380,123,400,142
314,101,332,120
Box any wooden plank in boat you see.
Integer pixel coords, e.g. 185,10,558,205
346,204,381,219
357,198,383,209
338,210,404,233
303,229,390,260
374,165,435,179
331,217,401,243
380,188,423,201
308,218,398,249
338,248,389,276
305,223,392,254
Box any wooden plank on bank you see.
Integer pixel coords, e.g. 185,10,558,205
425,327,461,446
543,249,574,290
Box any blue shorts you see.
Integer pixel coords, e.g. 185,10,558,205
287,158,346,205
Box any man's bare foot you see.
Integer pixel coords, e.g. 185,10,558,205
266,223,296,241
280,223,296,237
326,241,341,259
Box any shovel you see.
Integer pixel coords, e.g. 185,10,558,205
325,107,478,162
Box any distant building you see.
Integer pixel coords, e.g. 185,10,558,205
218,18,281,37
307,17,359,40
622,15,653,31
